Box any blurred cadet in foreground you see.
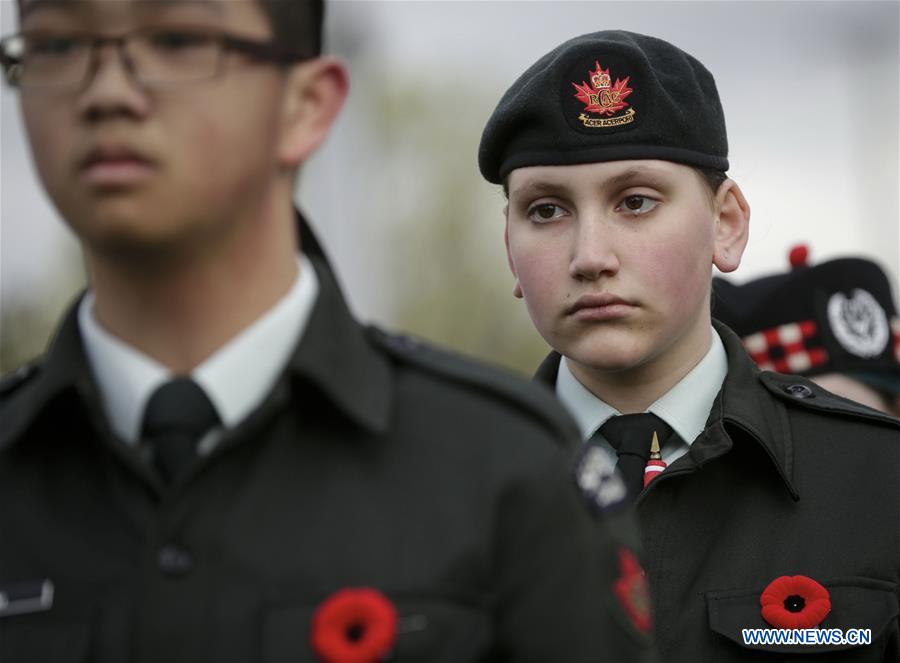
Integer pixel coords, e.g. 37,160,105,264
479,28,900,660
714,246,900,417
0,1,647,661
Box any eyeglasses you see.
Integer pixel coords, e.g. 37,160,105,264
0,27,311,90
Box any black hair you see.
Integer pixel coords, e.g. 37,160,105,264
258,0,324,59
695,167,728,200
15,0,325,58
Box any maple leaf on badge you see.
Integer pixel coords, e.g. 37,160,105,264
572,62,633,117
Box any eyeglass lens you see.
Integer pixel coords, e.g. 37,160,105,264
7,30,224,88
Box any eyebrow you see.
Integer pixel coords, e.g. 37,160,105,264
602,167,670,192
20,0,68,20
510,180,570,200
511,166,673,200
21,0,224,21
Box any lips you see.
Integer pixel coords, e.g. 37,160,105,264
79,145,157,187
566,293,636,321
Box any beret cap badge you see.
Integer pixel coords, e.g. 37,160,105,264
572,61,635,128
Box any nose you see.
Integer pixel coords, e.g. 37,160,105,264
76,41,150,120
568,213,619,281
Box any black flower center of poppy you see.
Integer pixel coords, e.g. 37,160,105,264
783,595,806,613
345,622,366,642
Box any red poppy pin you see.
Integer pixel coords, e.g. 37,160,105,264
572,61,635,128
760,575,831,629
613,547,652,634
311,588,398,663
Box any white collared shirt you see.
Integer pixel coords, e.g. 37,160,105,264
556,328,728,468
79,254,319,449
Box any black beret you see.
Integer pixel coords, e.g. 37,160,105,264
478,30,728,184
713,248,900,393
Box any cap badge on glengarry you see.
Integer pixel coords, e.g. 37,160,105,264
826,289,890,358
572,61,635,128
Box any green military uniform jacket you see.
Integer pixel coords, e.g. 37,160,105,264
536,321,900,661
0,253,648,662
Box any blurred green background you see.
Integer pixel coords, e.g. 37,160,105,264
2,1,898,378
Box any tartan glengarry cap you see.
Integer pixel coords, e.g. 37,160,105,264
478,30,729,184
712,248,900,394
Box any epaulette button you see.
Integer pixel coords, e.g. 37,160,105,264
15,364,34,380
386,333,419,353
783,384,814,399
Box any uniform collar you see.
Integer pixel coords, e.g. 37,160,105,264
1,248,392,451
286,253,392,434
651,331,727,445
285,208,392,432
0,297,97,450
555,356,618,439
78,254,320,444
534,351,562,388
194,254,319,432
710,319,799,500
533,322,800,500
554,330,727,445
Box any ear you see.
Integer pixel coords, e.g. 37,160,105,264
712,179,750,274
277,56,349,168
503,211,524,299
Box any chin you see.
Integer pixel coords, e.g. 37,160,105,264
556,329,654,374
80,218,196,268
80,217,166,248
571,352,650,374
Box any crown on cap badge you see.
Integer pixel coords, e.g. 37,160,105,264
572,61,635,128
592,69,611,90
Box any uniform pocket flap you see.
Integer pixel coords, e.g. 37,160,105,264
706,577,898,654
0,578,101,662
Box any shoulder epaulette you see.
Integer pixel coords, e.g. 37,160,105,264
759,372,900,430
366,326,579,442
0,359,42,399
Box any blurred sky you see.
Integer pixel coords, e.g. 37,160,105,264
2,0,899,331
309,0,900,320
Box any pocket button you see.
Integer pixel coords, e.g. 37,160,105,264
158,544,193,577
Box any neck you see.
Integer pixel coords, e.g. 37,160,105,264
569,322,712,414
86,196,300,374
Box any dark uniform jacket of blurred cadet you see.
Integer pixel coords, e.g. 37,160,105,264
0,220,649,662
535,321,900,661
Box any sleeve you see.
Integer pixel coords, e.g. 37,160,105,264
491,445,654,662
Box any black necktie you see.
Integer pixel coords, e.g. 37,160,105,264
140,377,220,483
598,413,673,503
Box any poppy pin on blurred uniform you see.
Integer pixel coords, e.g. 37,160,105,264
311,588,398,663
613,548,652,634
759,575,831,629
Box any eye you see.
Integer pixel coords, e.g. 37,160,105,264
617,195,659,216
526,202,568,224
27,34,85,57
147,30,213,52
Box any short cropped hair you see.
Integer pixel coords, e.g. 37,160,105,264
15,0,325,59
259,0,324,59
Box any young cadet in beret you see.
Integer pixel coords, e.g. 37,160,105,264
0,3,648,661
714,246,900,417
479,30,900,660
